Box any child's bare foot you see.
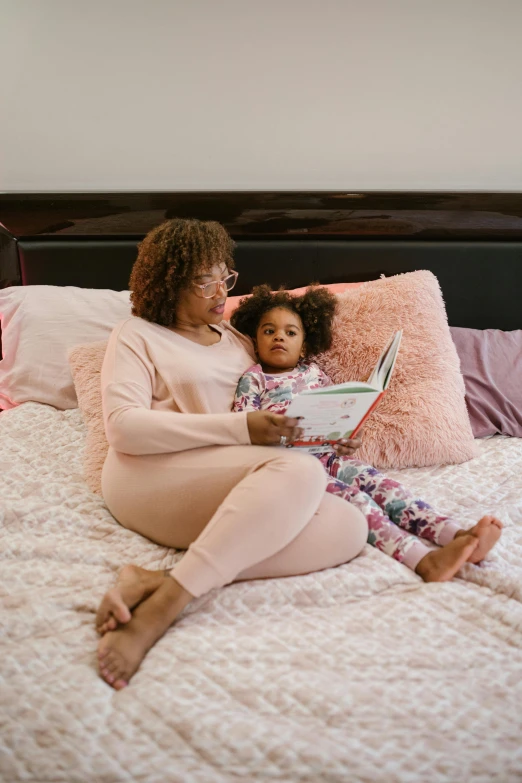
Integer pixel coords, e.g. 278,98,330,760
97,576,193,688
455,515,503,563
95,565,169,635
415,535,479,582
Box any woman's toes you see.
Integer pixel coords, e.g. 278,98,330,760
104,652,119,671
97,635,113,660
101,668,115,684
95,603,108,629
100,653,124,686
108,592,131,623
102,617,117,633
95,589,132,633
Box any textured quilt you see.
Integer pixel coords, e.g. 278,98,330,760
1,402,522,783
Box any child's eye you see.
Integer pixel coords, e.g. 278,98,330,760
264,328,274,335
287,331,296,336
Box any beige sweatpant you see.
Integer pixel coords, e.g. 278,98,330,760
101,444,368,597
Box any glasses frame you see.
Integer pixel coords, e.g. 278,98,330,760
192,270,239,299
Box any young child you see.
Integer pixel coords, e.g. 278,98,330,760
231,285,502,583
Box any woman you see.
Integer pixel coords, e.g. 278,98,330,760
96,218,368,689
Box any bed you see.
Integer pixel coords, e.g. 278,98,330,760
1,191,522,783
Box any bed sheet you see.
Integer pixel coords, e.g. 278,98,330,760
1,403,522,783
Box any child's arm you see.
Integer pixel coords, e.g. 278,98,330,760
318,368,332,387
233,366,266,413
307,362,332,388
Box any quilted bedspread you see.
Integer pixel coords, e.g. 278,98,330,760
1,402,522,783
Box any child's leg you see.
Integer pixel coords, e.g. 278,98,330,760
327,455,461,547
324,475,431,571
324,474,479,581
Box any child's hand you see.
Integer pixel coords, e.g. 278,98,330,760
247,411,304,446
332,427,365,457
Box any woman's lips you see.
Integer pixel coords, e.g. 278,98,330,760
210,304,225,314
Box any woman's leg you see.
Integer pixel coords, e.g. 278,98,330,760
103,445,368,596
236,491,367,581
98,445,368,688
97,492,369,634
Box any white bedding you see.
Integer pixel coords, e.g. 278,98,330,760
1,402,522,783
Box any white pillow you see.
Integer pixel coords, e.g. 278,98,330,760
0,286,131,410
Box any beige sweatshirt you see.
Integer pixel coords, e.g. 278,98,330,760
101,316,256,455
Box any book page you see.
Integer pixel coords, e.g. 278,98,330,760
283,331,401,453
286,389,381,451
309,381,377,393
366,330,402,390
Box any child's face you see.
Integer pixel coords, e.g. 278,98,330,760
255,307,305,373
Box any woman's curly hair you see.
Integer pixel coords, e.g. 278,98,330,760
230,284,337,356
129,218,235,326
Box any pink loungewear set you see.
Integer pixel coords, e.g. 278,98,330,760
100,317,368,597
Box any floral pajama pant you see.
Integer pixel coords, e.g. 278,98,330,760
318,454,461,571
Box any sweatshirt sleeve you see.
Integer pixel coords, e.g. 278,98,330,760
318,368,333,387
101,321,251,455
232,365,265,412
308,362,333,388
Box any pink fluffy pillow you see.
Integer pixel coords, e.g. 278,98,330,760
318,270,478,468
68,340,109,495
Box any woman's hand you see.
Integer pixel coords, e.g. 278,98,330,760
332,426,365,457
247,411,304,446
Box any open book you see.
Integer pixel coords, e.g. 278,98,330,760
286,331,402,453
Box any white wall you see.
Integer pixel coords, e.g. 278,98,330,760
1,0,521,191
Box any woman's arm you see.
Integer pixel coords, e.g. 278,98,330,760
102,322,251,455
103,383,251,455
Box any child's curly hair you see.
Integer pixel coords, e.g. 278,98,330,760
230,284,337,356
129,218,235,326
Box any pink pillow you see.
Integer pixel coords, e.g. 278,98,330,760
224,282,362,321
318,270,478,469
450,326,522,438
0,286,131,410
68,340,109,495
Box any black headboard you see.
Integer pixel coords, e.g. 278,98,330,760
1,191,522,330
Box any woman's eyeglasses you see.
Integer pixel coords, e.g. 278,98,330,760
193,270,239,299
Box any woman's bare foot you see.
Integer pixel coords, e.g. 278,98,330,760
415,535,479,582
455,515,503,564
95,565,169,635
97,576,193,688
